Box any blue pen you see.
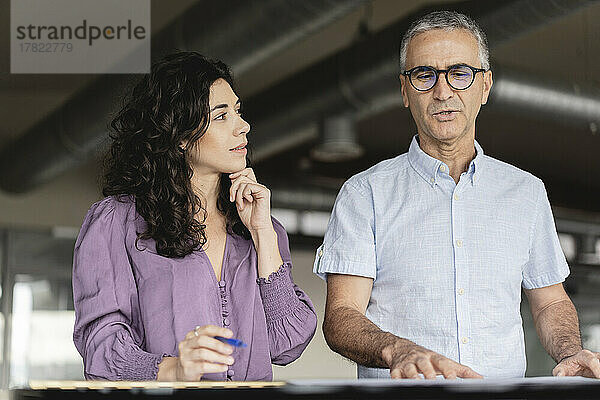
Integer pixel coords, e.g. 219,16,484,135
215,336,247,348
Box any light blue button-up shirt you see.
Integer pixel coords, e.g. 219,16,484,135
314,135,569,378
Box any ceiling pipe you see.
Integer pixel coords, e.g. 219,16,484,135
489,69,600,133
0,0,366,193
179,0,368,77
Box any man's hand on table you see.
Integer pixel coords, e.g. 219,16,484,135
553,349,600,378
382,343,482,379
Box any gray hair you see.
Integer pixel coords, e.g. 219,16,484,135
399,10,490,72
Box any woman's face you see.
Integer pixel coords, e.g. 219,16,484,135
188,78,250,175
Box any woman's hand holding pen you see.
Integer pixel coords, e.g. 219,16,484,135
158,325,235,381
229,168,273,234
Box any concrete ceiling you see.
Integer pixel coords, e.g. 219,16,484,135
0,0,198,147
0,0,599,213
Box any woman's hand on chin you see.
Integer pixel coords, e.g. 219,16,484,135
229,168,273,234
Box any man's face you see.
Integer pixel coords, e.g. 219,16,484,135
400,29,493,144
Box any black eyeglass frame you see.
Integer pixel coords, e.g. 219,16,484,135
401,64,487,92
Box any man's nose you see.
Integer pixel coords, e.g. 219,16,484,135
432,72,454,100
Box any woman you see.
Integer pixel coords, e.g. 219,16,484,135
72,52,317,381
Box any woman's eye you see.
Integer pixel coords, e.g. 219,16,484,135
236,109,243,116
215,113,227,120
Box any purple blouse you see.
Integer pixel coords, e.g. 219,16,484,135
72,196,317,381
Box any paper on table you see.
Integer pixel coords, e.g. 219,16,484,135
287,376,600,388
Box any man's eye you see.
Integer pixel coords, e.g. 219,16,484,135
450,67,472,80
451,72,469,79
416,72,434,81
215,113,227,120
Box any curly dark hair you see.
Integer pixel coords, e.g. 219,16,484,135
103,51,250,258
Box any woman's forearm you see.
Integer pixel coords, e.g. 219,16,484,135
157,357,178,381
251,226,284,279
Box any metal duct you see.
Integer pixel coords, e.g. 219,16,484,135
311,112,364,162
184,1,368,76
489,69,600,133
0,0,366,193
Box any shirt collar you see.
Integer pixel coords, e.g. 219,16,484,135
471,139,484,185
407,135,484,187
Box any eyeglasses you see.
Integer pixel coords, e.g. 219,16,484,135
402,64,486,92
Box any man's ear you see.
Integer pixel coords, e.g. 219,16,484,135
481,70,493,105
400,74,410,108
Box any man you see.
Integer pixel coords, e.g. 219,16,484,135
313,10,600,379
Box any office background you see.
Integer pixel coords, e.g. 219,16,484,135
0,0,599,388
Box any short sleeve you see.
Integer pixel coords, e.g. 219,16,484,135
313,179,376,280
521,182,570,289
72,197,166,380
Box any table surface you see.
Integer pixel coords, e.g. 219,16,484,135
11,377,600,400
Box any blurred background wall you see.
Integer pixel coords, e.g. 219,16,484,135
0,0,599,388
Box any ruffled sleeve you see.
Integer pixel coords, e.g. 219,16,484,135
257,218,317,365
72,197,166,380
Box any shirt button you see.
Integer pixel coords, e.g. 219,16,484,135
458,288,465,295
227,369,235,377
439,165,446,172
462,337,469,344
453,193,459,200
430,177,435,184
456,239,463,247
318,249,323,257
223,317,230,326
219,280,226,287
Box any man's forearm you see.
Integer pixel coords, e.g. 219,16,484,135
534,298,582,363
323,305,420,368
